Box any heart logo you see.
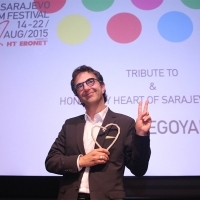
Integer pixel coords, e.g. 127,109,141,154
0,20,9,46
91,123,120,150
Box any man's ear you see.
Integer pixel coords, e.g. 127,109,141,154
102,84,105,93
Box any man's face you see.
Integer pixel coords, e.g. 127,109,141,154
74,72,105,107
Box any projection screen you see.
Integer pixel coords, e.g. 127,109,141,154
0,0,200,176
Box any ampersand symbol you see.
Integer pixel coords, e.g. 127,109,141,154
150,83,156,90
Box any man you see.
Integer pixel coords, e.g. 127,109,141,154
45,65,151,200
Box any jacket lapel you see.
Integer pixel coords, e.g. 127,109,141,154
75,115,86,155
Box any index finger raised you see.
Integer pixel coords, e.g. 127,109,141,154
138,101,142,116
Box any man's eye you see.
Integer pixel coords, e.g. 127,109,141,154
76,84,82,89
87,79,94,84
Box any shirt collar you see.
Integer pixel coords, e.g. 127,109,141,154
85,106,108,123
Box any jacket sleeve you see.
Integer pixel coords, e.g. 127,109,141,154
124,119,151,177
45,122,80,175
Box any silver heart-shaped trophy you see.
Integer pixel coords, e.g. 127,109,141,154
91,123,120,150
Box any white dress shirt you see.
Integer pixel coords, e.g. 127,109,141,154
78,106,108,194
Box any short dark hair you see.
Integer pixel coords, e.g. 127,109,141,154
71,65,107,106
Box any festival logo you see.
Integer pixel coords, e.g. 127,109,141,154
0,0,66,47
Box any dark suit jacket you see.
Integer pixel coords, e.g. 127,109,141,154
45,109,151,200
